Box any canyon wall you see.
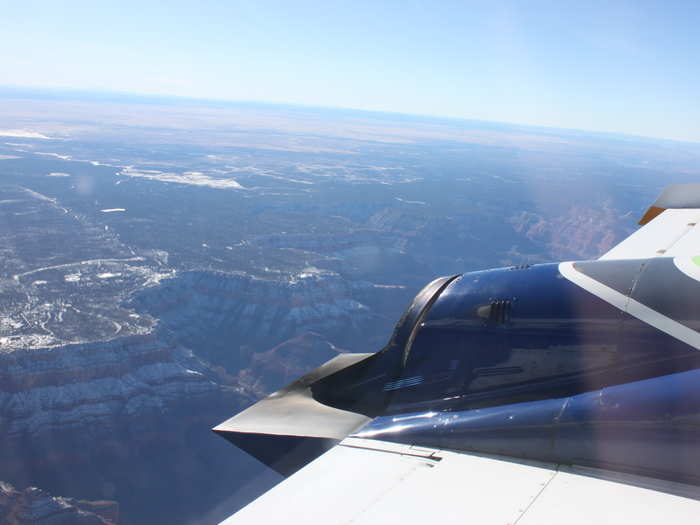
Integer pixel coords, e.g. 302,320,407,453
132,270,411,374
0,330,273,524
0,481,118,525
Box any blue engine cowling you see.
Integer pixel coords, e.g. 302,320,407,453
314,260,700,416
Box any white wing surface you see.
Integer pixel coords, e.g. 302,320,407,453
601,183,700,260
222,438,700,525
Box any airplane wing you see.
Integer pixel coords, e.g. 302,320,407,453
601,183,700,259
215,183,700,524
223,437,700,525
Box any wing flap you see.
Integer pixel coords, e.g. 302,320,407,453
220,438,700,524
520,466,700,525
222,439,554,524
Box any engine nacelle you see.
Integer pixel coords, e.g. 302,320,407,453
314,259,700,415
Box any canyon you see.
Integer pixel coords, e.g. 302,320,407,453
2,91,694,523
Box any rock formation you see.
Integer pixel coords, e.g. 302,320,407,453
0,481,118,525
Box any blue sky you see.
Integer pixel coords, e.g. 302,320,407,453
2,0,700,142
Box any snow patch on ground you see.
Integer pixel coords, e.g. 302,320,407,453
395,197,426,205
36,152,71,160
118,166,244,189
0,130,53,139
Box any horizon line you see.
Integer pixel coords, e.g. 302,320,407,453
1,83,698,147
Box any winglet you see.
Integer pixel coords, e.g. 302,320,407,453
639,183,700,225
